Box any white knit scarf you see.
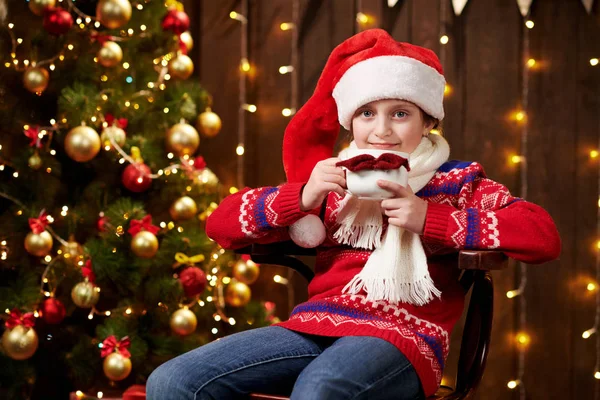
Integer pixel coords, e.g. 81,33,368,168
334,134,450,305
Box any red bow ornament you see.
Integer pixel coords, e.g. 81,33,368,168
128,215,160,236
336,153,411,172
105,113,128,130
82,260,96,283
23,125,42,148
28,211,50,234
101,335,131,358
5,308,36,329
91,33,114,45
177,36,188,55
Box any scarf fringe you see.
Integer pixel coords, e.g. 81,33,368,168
342,274,442,306
333,224,382,249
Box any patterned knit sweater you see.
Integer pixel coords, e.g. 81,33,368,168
205,160,561,397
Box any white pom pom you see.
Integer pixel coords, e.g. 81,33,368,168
289,215,326,248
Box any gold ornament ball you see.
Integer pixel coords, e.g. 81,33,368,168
166,123,199,156
29,0,56,16
101,126,127,150
180,31,193,51
168,54,194,80
196,167,219,189
170,308,197,336
59,239,84,266
96,0,132,29
2,326,39,360
169,196,198,221
24,231,53,257
130,231,159,259
225,281,251,307
71,280,100,308
28,153,43,170
97,41,123,68
233,259,260,285
103,352,132,381
196,109,222,138
65,125,101,162
23,67,50,94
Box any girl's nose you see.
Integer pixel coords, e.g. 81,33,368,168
374,117,392,138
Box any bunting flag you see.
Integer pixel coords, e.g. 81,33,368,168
452,0,469,16
582,0,594,14
387,0,400,7
516,0,533,17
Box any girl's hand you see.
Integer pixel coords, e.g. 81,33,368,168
378,180,428,235
300,158,346,211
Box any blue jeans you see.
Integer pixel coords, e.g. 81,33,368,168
147,326,424,400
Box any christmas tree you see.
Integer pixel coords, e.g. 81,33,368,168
0,1,272,398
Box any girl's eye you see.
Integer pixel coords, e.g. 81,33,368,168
393,111,407,118
361,110,373,118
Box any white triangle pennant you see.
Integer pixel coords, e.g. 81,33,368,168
452,0,469,16
387,0,400,7
582,0,594,14
516,0,533,17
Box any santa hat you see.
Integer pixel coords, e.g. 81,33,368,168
283,28,445,184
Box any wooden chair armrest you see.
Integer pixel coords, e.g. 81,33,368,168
458,250,508,271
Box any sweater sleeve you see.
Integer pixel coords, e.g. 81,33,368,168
205,182,316,249
421,163,561,264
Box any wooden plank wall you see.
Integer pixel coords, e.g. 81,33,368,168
186,0,600,398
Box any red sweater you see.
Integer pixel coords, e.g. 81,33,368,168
205,160,561,397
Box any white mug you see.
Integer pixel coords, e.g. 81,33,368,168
343,148,409,199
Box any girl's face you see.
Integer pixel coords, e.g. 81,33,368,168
351,99,435,153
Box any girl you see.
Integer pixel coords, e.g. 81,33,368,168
147,28,561,400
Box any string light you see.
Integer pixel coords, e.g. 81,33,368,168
240,58,251,72
444,84,452,96
591,58,599,67
583,328,596,339
242,104,257,113
282,108,295,117
440,35,449,45
513,110,527,122
525,20,534,29
526,58,536,68
229,11,248,24
589,282,598,292
507,380,521,389
515,332,531,348
591,150,599,159
273,275,289,285
511,155,524,164
279,65,294,74
356,12,369,24
236,144,245,156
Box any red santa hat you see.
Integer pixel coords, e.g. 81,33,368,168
283,28,445,183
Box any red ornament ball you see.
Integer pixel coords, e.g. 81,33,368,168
122,163,152,193
41,298,66,324
161,9,190,35
178,267,207,298
43,8,73,36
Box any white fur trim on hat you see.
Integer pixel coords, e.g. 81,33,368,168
332,55,446,130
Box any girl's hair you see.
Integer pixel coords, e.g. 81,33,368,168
422,110,441,131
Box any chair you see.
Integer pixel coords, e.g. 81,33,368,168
235,241,508,400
